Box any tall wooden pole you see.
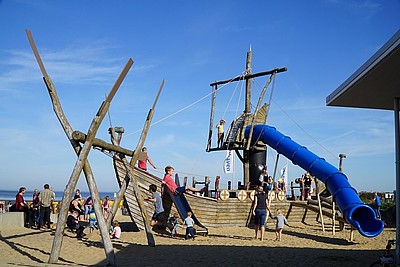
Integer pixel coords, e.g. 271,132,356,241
207,85,218,151
243,49,252,185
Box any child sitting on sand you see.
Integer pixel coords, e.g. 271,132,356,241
110,220,121,239
271,209,289,241
67,210,86,238
167,212,180,238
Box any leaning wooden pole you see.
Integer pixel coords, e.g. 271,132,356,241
26,29,132,265
107,80,164,247
315,179,325,232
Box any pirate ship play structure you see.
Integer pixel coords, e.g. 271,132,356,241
27,29,384,266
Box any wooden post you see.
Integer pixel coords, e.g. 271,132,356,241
315,179,325,232
207,85,218,151
332,201,336,236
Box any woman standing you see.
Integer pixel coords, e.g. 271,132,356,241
252,186,271,241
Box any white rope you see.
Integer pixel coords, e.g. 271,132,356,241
124,73,246,137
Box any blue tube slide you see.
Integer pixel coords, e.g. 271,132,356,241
245,124,384,237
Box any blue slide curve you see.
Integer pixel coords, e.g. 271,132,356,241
245,124,384,237
168,191,208,233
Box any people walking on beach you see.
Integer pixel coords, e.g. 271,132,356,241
252,186,271,241
216,119,226,148
137,147,156,171
15,187,33,228
145,184,165,228
38,184,54,229
371,192,382,219
184,211,196,240
110,220,121,239
271,209,289,241
162,166,205,195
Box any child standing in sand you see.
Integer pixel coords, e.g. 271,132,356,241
184,211,196,240
88,208,97,233
271,209,289,241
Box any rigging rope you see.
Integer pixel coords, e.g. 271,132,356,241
124,72,246,137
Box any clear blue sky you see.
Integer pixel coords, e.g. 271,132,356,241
0,0,399,193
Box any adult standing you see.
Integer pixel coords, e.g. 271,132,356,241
372,192,382,219
83,196,93,221
38,184,54,229
15,187,33,228
32,189,40,227
252,186,271,241
137,147,156,171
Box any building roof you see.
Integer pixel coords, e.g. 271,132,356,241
326,30,400,110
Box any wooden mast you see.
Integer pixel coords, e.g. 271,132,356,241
243,48,252,185
208,48,287,186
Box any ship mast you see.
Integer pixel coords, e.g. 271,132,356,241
243,48,252,185
207,48,287,188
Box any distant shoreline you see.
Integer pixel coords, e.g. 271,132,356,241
0,189,117,202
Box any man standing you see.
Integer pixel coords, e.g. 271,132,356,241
38,184,54,229
372,192,382,219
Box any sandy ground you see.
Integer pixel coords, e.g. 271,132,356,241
0,213,395,267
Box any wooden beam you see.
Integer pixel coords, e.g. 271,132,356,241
209,67,287,86
72,130,134,156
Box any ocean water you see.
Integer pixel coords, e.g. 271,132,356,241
0,189,117,202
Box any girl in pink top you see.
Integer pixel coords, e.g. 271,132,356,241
110,221,121,239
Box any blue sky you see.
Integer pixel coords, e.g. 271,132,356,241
0,0,399,194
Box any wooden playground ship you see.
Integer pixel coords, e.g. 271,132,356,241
26,30,383,266
91,49,353,233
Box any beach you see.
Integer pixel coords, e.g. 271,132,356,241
0,213,395,267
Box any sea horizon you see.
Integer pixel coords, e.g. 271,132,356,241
0,189,118,202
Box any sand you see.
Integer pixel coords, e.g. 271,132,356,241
0,214,395,267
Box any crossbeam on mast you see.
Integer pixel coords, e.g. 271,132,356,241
209,67,287,87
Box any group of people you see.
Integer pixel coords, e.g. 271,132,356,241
252,185,290,241
144,165,205,240
258,169,287,195
69,189,112,222
14,184,55,229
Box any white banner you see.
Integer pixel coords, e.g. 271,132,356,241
224,150,234,174
281,164,288,189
